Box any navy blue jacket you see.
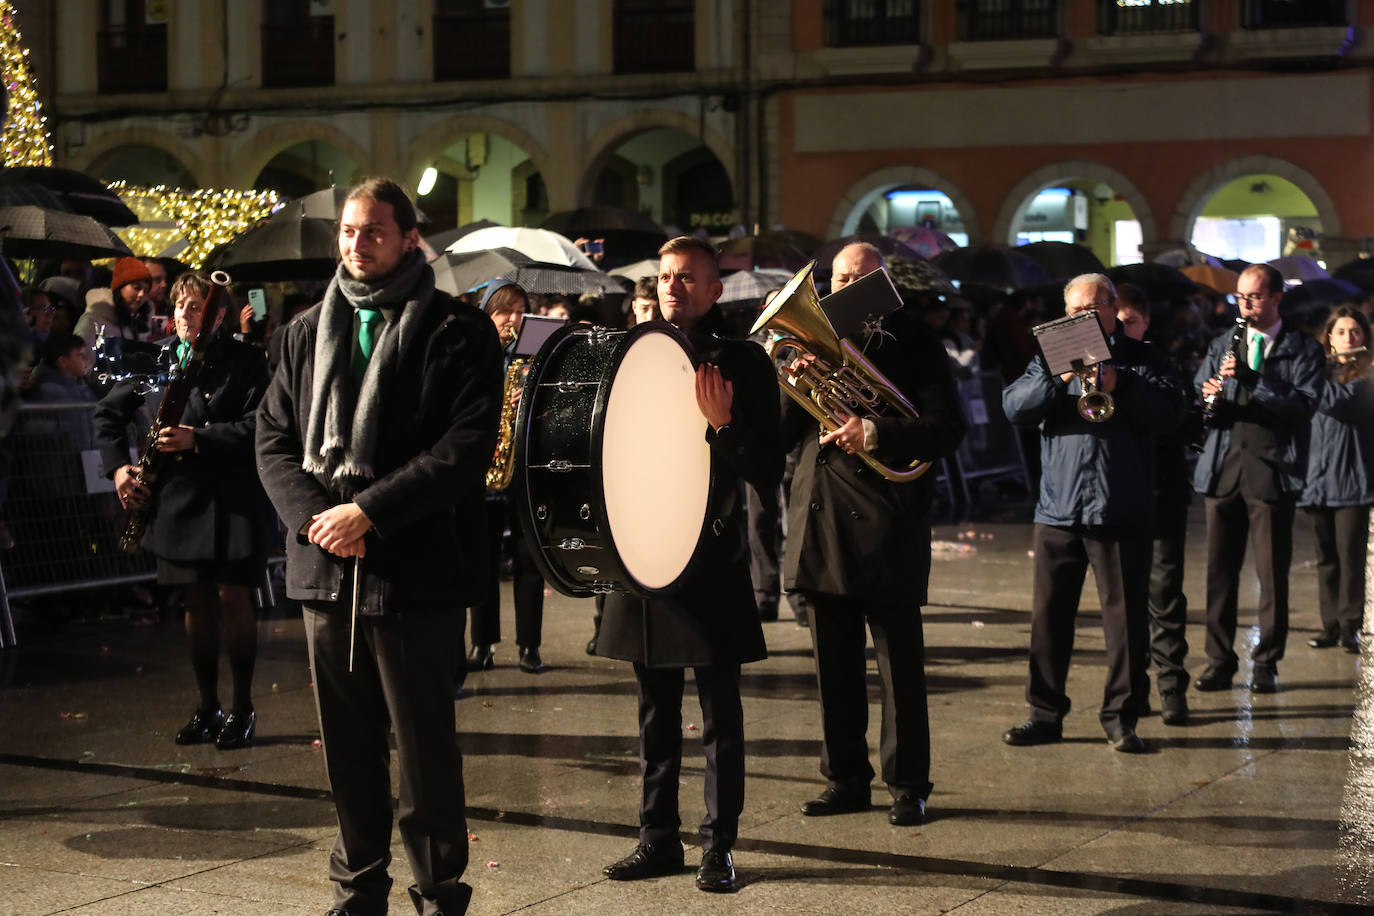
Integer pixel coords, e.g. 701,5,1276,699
1191,323,1323,498
1300,371,1374,508
1003,322,1185,529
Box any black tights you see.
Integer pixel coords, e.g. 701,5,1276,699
184,583,257,713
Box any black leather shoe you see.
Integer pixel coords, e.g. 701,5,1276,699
215,709,256,750
695,849,736,892
603,842,684,880
174,707,224,745
1108,727,1146,753
1160,689,1188,726
467,644,495,670
1309,629,1340,649
1001,719,1062,746
585,635,598,655
1249,666,1279,694
1341,631,1361,654
888,793,925,826
757,603,778,623
518,646,544,674
800,784,870,816
1194,665,1235,692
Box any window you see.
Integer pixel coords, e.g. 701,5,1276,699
1099,0,1198,36
434,0,511,81
98,0,168,94
1241,0,1348,29
614,0,695,75
825,0,922,47
959,0,1061,41
262,0,334,88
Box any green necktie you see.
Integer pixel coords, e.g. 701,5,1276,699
1249,331,1264,371
176,339,190,367
354,309,381,385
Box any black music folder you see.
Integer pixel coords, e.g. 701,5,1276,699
820,267,904,343
514,314,567,357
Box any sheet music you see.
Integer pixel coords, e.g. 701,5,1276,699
821,267,903,343
514,314,567,357
1031,311,1111,376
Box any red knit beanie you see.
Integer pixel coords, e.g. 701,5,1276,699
111,257,152,293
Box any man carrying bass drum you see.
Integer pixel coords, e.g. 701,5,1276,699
597,236,782,894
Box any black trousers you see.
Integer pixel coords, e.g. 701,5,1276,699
303,604,470,916
634,662,744,854
1204,491,1296,669
470,498,544,649
1147,496,1191,695
1026,524,1150,734
806,593,932,800
1306,505,1370,637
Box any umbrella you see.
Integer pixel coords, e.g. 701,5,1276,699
278,186,432,228
1280,277,1365,319
717,235,810,272
424,219,503,255
449,226,596,269
204,215,339,281
511,265,625,297
933,245,1052,291
0,205,134,260
1332,259,1374,294
431,248,623,298
719,268,794,304
541,206,664,237
887,256,957,297
887,225,959,260
1015,241,1105,281
812,234,922,278
609,257,660,280
1180,264,1240,295
1267,255,1329,283
1105,263,1197,303
1,166,140,226
765,228,823,256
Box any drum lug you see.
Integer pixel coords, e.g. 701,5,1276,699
536,504,547,520
592,581,616,595
576,565,601,576
542,459,575,472
579,504,591,520
558,537,588,550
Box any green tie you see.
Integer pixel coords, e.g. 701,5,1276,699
1249,331,1264,371
354,309,381,384
176,339,191,367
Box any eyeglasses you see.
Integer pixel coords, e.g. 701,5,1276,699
1236,292,1274,303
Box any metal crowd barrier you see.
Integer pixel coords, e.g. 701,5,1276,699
947,369,1029,506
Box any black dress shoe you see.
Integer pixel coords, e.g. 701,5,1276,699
467,644,495,670
888,793,925,826
603,842,684,880
518,646,544,674
174,707,224,745
757,603,778,623
215,709,256,750
1309,629,1341,649
800,784,870,816
1340,631,1361,654
1001,719,1062,746
1160,689,1188,726
695,849,737,892
585,635,598,655
1108,727,1146,753
1194,665,1236,692
1249,666,1279,694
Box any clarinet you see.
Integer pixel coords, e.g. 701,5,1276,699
118,272,232,554
1187,316,1247,453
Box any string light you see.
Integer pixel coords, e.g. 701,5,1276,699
1,0,53,166
108,182,281,268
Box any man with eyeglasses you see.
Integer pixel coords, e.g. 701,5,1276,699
1192,263,1323,695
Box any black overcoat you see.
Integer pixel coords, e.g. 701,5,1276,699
596,309,783,668
781,307,966,605
94,332,272,563
254,290,503,614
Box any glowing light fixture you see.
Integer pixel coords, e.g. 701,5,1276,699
417,167,438,197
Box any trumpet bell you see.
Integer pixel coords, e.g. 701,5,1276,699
749,260,845,366
1077,392,1115,423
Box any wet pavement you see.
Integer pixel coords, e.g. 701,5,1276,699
1,511,1371,914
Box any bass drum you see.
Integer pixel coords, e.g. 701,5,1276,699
512,321,712,598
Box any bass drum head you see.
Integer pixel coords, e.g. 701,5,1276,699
600,326,710,592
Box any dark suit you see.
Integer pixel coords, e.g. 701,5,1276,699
597,308,782,854
1192,323,1323,673
782,307,965,801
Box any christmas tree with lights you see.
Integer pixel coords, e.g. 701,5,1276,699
1,0,52,167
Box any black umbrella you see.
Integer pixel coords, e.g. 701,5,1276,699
511,264,625,297
812,234,922,279
1332,259,1374,294
0,205,134,260
717,235,810,272
0,166,140,226
1106,263,1197,303
278,186,432,227
934,245,1052,291
432,248,535,296
887,256,957,297
204,215,338,281
1016,241,1104,281
1280,278,1365,321
425,219,503,255
542,206,664,237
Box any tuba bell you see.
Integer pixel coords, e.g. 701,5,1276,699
751,260,931,483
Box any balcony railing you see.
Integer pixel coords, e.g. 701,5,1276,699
261,19,335,88
97,27,167,94
960,0,1061,41
613,0,695,74
434,8,511,81
1099,1,1198,35
825,0,922,47
1242,0,1348,29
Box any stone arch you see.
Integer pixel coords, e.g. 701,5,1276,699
992,161,1156,246
229,121,371,190
1168,154,1341,242
576,110,736,210
826,166,982,242
403,115,552,196
70,127,205,187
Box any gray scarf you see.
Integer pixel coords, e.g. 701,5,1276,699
303,249,434,496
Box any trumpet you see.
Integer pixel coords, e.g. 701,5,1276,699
1074,364,1115,423
751,261,930,483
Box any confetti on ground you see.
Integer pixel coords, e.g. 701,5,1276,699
1027,550,1035,557
687,723,697,731
271,683,279,691
482,701,493,709
311,739,322,748
468,832,478,842
100,646,109,654
497,811,506,819
931,541,976,555
61,712,88,719
487,860,499,868
272,627,285,634
972,621,985,628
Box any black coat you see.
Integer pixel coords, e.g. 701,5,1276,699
254,289,503,614
94,332,271,563
782,307,966,604
596,309,783,668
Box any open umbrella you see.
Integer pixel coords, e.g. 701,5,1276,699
511,265,625,297
719,268,794,305
204,215,339,281
887,226,958,260
1106,263,1197,303
0,205,134,260
765,228,824,256
609,257,660,281
424,219,503,255
887,256,957,297
1332,259,1374,294
717,235,810,272
1280,277,1365,320
812,234,922,278
1,166,140,226
542,206,664,237
1016,241,1104,281
1180,264,1240,295
1267,255,1328,283
934,245,1052,291
432,248,535,296
449,226,596,269
277,186,431,228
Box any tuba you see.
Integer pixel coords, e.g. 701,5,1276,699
751,261,930,483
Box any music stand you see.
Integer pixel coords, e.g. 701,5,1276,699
514,314,567,357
